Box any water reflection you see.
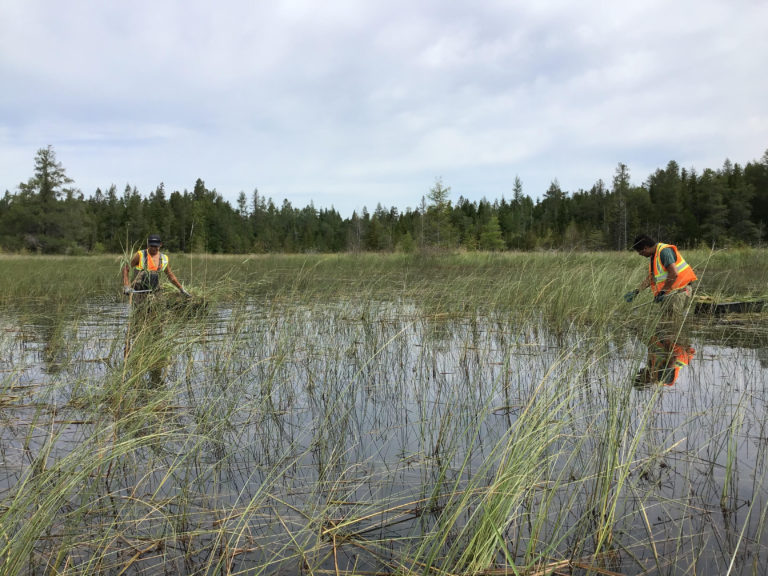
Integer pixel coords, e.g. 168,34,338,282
123,298,169,389
758,347,768,368
0,299,767,574
635,330,696,387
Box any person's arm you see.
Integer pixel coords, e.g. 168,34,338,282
122,253,140,292
624,269,652,302
624,262,652,302
660,264,678,293
165,266,190,295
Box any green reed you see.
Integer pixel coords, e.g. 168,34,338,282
1,248,766,315
1,249,767,574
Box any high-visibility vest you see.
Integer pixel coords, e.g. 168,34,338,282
133,250,168,291
134,250,168,272
664,345,695,386
650,243,696,295
648,337,695,386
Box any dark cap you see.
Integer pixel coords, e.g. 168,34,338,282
147,234,162,246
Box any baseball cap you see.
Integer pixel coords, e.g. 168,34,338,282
147,234,162,246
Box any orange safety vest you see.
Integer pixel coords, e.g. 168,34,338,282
648,336,695,386
664,345,695,386
134,250,168,272
132,250,169,291
650,243,696,295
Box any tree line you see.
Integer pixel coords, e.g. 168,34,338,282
2,146,767,254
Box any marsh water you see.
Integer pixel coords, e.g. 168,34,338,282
1,297,767,574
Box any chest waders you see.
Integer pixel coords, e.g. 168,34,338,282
132,250,166,291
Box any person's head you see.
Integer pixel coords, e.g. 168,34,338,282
631,234,656,257
147,234,162,253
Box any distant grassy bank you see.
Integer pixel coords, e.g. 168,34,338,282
2,248,766,313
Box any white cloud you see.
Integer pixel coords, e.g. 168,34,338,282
1,0,766,214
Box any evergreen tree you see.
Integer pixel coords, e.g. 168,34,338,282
426,177,456,249
698,169,730,246
745,150,768,241
540,179,568,246
505,175,529,247
16,146,77,252
646,161,687,240
724,163,760,244
611,164,631,249
168,190,192,252
3,145,767,254
348,211,363,252
455,196,478,250
147,183,172,246
478,215,505,251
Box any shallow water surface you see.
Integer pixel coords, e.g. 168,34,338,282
1,299,767,574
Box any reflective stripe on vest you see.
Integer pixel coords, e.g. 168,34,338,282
651,243,697,295
648,341,695,386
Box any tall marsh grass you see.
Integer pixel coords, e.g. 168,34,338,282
1,249,767,574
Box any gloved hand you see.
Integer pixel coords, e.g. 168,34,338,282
123,285,133,295
654,291,667,303
624,289,639,303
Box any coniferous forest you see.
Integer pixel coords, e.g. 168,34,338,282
2,145,767,254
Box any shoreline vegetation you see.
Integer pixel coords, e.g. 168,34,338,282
1,248,767,312
1,250,767,574
2,146,768,255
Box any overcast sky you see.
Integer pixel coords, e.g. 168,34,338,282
1,0,766,217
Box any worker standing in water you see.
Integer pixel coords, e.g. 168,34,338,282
122,234,190,300
625,234,698,387
121,234,190,380
624,233,697,316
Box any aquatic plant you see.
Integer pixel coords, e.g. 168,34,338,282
0,250,767,574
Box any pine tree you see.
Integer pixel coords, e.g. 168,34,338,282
17,146,77,252
479,215,505,251
612,164,630,249
426,177,455,249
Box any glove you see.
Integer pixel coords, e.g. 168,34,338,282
624,289,639,303
123,285,133,295
654,291,667,303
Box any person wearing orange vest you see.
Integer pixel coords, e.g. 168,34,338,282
122,234,190,297
624,234,697,316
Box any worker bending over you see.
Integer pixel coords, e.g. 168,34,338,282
624,233,697,316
